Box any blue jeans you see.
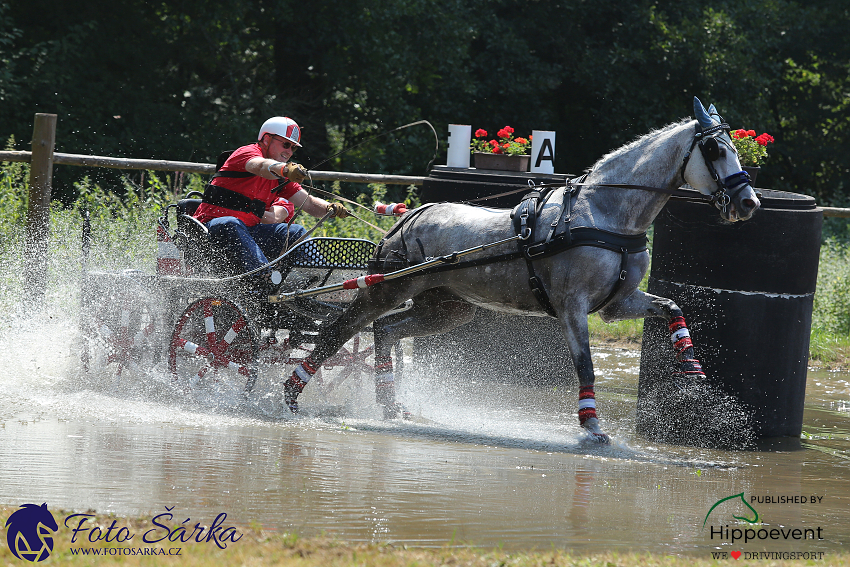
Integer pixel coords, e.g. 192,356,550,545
205,216,307,273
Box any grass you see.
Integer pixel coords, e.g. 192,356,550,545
2,507,848,567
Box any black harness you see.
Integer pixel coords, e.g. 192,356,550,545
371,184,647,316
200,150,289,219
508,179,647,315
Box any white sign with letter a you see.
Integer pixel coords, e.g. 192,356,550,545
530,130,556,174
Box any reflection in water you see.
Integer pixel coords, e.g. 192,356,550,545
2,314,850,555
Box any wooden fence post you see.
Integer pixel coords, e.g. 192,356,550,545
24,113,57,302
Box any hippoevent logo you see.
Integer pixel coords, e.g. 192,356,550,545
5,503,243,561
704,492,826,560
703,492,760,528
5,503,58,562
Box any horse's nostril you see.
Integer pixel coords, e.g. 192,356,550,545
743,198,757,210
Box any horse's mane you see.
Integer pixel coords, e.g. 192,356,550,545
589,118,695,174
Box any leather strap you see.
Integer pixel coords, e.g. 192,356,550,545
202,183,267,219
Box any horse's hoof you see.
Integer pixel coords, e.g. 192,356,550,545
581,418,611,444
383,402,412,421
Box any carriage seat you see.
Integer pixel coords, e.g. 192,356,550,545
172,198,240,276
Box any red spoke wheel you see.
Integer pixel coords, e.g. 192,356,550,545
80,274,161,379
168,297,259,395
318,333,375,393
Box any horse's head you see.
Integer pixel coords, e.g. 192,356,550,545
683,97,761,222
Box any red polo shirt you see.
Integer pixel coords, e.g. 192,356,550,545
193,143,300,226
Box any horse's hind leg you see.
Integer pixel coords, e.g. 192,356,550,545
372,288,477,418
598,289,706,378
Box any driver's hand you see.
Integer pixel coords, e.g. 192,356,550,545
327,203,350,218
281,162,307,183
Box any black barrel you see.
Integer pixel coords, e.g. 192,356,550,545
637,189,822,440
420,165,569,207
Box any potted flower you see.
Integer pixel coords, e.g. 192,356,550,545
470,126,532,171
732,129,774,186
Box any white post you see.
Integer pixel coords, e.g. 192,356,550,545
530,130,556,174
446,124,471,168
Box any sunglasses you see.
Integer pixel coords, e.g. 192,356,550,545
270,135,298,150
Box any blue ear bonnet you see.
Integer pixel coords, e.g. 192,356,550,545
693,97,716,130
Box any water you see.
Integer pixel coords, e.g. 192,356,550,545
3,307,850,557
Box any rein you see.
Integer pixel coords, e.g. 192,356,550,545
465,122,753,210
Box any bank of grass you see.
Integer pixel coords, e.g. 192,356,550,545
1,508,848,567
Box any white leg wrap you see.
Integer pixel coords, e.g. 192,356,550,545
670,328,690,343
294,365,313,384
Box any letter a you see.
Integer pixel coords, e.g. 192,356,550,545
535,138,554,168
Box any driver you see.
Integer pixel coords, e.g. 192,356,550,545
193,116,349,282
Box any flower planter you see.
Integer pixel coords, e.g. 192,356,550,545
473,152,530,172
742,166,760,188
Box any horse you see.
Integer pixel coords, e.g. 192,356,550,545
283,97,761,443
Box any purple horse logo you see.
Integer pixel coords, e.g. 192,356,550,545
5,503,58,562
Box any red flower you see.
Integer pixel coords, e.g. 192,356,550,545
746,129,757,137
755,133,775,146
475,129,488,138
733,129,748,139
497,128,510,139
489,139,499,148
492,145,503,154
514,137,528,145
503,126,514,134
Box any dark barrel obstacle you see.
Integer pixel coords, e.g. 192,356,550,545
637,189,822,442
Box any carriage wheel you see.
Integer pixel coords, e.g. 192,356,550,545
315,333,376,393
311,336,404,393
168,297,259,395
80,276,161,379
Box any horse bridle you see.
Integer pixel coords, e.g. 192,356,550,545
680,122,755,213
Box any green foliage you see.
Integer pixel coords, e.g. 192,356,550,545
1,0,848,206
812,239,850,337
0,136,28,223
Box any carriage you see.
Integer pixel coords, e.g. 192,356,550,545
78,190,409,414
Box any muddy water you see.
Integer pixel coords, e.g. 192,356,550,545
2,313,850,556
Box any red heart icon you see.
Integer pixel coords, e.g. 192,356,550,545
731,551,742,560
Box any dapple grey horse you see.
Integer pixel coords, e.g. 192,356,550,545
284,98,761,443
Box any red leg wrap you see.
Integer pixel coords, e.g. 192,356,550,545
667,317,706,377
578,385,598,425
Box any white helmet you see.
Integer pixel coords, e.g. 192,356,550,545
258,116,302,147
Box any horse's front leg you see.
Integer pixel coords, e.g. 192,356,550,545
283,280,420,413
598,289,706,379
559,309,609,444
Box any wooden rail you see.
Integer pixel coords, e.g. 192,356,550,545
0,150,426,185
821,207,850,218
